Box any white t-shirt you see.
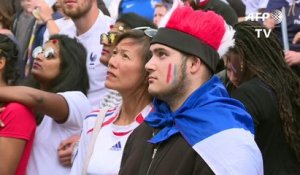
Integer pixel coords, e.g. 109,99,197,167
70,104,153,175
26,91,92,175
242,0,269,15
45,11,115,109
107,0,122,19
43,17,74,43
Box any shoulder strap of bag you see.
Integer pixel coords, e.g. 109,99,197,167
82,107,108,175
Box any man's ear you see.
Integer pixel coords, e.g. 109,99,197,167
189,56,201,74
0,56,6,71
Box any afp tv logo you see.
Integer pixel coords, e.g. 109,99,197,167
245,10,283,38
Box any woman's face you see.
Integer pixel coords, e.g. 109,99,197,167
225,52,243,87
100,22,125,66
31,40,61,85
105,38,148,94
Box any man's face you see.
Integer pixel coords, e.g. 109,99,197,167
153,6,168,26
145,44,188,101
20,0,38,14
61,0,93,19
100,22,126,66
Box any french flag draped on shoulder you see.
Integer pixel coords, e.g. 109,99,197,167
145,76,263,174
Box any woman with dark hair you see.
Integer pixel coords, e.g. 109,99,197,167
98,18,155,108
56,13,156,168
0,33,36,175
70,29,154,175
98,13,156,107
26,34,89,95
100,12,156,67
224,21,300,174
0,34,92,175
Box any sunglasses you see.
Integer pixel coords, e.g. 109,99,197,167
100,32,118,45
132,26,157,38
100,25,128,45
32,46,56,60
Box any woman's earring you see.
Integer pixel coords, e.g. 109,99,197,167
240,62,244,72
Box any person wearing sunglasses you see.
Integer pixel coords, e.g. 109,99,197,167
0,33,36,175
70,29,154,175
99,26,125,66
97,25,156,109
98,13,157,109
0,34,92,175
100,13,157,67
55,13,157,169
100,26,157,66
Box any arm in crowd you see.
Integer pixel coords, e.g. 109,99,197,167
285,50,300,66
57,135,80,167
0,138,26,175
35,0,60,35
0,86,69,123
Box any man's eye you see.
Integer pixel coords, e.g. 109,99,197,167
112,50,117,55
158,51,167,57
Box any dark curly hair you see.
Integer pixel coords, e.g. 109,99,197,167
0,33,20,85
114,30,153,64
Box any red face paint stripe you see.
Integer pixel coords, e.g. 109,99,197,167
167,63,172,83
50,39,59,44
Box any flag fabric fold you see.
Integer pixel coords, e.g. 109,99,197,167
145,75,263,174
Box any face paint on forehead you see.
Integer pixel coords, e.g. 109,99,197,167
50,39,59,45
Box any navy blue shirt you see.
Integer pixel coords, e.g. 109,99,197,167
266,1,300,75
266,2,300,51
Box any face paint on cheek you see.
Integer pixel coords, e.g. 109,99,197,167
230,63,237,74
172,65,177,85
166,63,173,83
